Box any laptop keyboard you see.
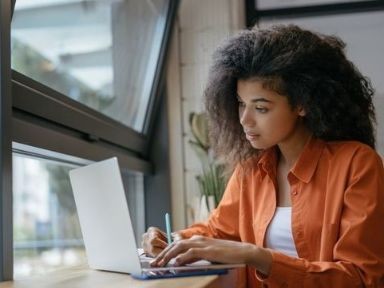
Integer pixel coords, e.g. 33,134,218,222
139,254,175,268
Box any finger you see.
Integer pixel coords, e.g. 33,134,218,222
142,237,168,256
149,232,186,261
148,227,167,239
171,232,184,242
143,242,166,258
147,240,168,257
148,247,166,258
150,231,167,241
155,239,201,267
151,236,206,266
142,227,166,245
143,230,166,244
174,248,206,266
142,241,151,256
144,227,165,243
149,236,168,248
151,242,176,266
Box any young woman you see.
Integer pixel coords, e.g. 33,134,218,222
142,25,384,287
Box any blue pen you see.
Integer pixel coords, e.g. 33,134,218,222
165,212,172,245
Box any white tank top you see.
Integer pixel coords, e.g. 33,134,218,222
265,207,298,257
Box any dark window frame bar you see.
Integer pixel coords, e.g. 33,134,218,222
12,115,152,173
142,0,180,136
11,0,15,17
246,0,384,27
12,71,147,155
0,0,13,282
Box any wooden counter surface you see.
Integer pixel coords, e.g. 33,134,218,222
0,266,234,288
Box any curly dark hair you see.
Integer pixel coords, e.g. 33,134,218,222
204,24,376,167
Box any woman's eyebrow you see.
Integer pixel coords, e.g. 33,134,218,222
251,98,271,103
236,94,272,103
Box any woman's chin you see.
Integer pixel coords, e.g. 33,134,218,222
249,139,271,150
250,141,266,150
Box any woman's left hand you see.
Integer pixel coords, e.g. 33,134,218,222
150,235,259,267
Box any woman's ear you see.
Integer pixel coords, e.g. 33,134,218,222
297,106,306,117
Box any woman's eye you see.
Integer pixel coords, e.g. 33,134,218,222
256,107,268,113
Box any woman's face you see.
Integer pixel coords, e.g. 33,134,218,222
237,79,305,150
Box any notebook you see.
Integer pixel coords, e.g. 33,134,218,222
69,157,244,279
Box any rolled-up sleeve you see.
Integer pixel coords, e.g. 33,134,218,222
178,165,242,240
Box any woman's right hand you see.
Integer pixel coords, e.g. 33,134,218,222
141,227,168,257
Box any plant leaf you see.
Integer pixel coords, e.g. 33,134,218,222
190,112,209,150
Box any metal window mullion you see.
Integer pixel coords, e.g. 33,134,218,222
0,0,13,281
142,0,180,136
12,116,152,174
12,73,147,155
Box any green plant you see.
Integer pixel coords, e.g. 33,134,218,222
189,112,226,207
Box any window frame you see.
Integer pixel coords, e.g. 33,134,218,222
246,0,384,27
12,71,148,156
0,0,13,281
11,0,178,155
1,0,180,281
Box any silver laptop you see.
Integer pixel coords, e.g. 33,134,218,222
69,157,243,279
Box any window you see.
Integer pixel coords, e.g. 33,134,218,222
0,0,178,281
13,155,86,278
13,151,145,279
255,0,370,10
11,0,169,132
245,0,384,28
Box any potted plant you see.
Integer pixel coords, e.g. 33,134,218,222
189,112,226,221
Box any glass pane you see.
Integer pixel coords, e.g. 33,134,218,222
11,0,169,132
13,153,146,279
13,155,86,279
121,169,146,245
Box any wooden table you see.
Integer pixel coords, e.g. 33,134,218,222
0,266,237,288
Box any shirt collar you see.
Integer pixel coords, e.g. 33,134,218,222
290,136,325,183
257,146,278,178
257,136,325,183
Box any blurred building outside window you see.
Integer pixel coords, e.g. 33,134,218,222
11,0,169,132
13,155,85,279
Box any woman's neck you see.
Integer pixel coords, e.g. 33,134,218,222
277,128,312,169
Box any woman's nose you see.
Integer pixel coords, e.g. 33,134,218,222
240,107,254,127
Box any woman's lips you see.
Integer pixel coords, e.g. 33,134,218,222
245,133,260,141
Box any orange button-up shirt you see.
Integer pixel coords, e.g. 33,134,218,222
179,137,384,287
